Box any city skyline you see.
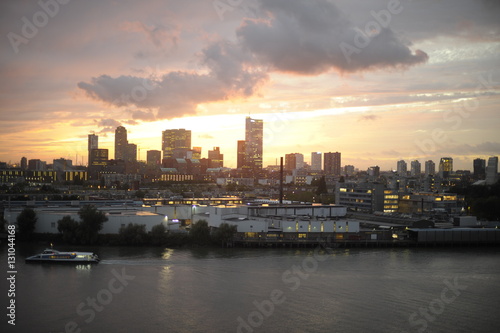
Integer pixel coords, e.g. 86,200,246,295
1,0,499,170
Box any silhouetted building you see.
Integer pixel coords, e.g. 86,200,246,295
88,134,98,166
410,160,421,177
397,160,407,177
237,140,246,169
162,129,191,159
20,157,27,170
285,153,304,171
425,160,435,176
324,152,341,176
473,158,486,179
115,126,128,160
28,159,46,171
147,150,161,165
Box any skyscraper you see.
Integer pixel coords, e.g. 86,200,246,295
311,152,322,171
486,156,498,185
237,140,246,169
473,158,486,179
324,152,341,175
115,126,128,160
425,160,435,176
88,134,98,166
439,157,453,178
244,117,263,171
397,160,407,176
162,129,192,159
410,160,421,177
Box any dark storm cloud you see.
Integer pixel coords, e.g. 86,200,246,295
78,41,268,119
236,0,428,74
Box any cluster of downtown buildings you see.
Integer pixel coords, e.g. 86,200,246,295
0,116,499,219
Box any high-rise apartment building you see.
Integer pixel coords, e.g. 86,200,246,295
324,152,341,175
439,157,453,178
115,126,128,160
162,129,192,159
311,152,322,171
486,156,498,185
244,117,263,171
473,158,486,179
397,160,407,176
410,160,421,177
425,160,435,176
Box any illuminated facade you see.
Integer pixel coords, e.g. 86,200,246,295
244,117,263,171
162,129,191,159
237,140,246,169
439,157,453,178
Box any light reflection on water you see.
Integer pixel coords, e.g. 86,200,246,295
2,246,499,333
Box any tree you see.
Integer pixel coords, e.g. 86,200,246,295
57,216,80,244
190,219,211,246
78,205,108,244
150,224,167,245
17,208,37,240
316,176,328,195
212,223,237,247
119,223,147,245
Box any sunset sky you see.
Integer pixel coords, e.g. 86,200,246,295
1,0,499,170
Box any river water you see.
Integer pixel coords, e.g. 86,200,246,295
1,244,499,333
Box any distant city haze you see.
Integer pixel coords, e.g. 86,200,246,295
1,0,499,170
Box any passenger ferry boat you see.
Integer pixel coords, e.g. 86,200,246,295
26,249,100,264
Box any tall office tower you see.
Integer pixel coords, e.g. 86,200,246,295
88,134,98,166
89,149,108,166
147,150,161,165
425,160,435,176
162,129,192,159
208,147,224,168
115,126,128,160
311,152,322,171
486,156,499,185
125,143,137,162
20,157,27,170
473,158,486,179
285,153,297,171
324,152,341,175
396,160,407,176
410,160,421,176
237,140,246,169
439,157,453,178
245,117,263,171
